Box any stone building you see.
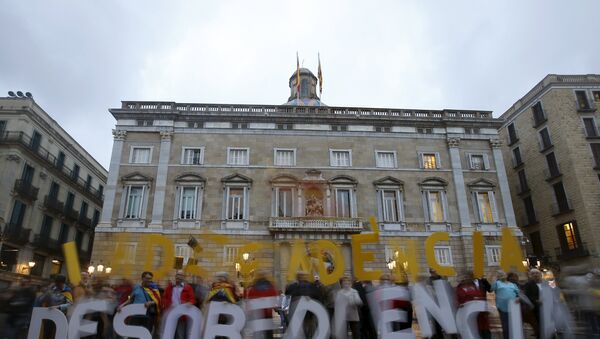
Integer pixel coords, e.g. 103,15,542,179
93,69,519,287
499,74,600,269
0,94,107,286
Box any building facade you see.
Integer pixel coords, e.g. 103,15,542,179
499,74,600,269
0,95,107,286
93,69,520,287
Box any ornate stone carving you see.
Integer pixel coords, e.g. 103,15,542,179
112,129,127,141
39,170,48,180
489,139,503,148
447,137,460,148
160,130,173,141
6,154,21,163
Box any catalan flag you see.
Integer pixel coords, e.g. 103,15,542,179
318,53,323,96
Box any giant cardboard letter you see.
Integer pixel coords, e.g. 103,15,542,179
141,234,175,280
68,300,113,339
455,301,487,339
246,296,279,336
161,304,204,339
500,227,526,273
284,296,330,339
412,280,458,337
113,304,152,339
350,216,382,281
366,286,415,339
204,301,246,339
27,307,68,339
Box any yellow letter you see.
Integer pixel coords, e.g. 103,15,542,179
424,232,456,277
500,228,526,272
351,217,382,281
62,241,81,286
141,234,174,280
473,231,484,278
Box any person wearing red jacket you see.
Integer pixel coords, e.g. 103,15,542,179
162,270,196,339
456,271,492,339
246,270,278,339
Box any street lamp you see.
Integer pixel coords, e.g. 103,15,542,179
87,262,111,276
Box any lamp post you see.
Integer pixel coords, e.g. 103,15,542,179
87,261,112,277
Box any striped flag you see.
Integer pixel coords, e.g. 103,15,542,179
296,52,301,99
318,53,323,96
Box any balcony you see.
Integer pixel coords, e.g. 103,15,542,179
32,235,61,255
63,207,79,222
551,199,573,216
0,131,104,205
555,243,590,260
13,179,39,202
43,196,65,215
269,217,363,232
3,224,31,245
78,215,93,229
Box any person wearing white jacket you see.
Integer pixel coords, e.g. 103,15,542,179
335,276,363,339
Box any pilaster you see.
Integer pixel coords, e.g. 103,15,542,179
447,137,471,228
149,130,173,228
98,130,126,227
490,139,517,227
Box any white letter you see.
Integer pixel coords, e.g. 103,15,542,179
27,307,68,339
412,280,458,337
246,296,279,336
507,297,523,339
455,301,486,339
161,303,204,339
284,297,330,339
366,286,415,339
68,300,113,339
204,301,246,339
113,304,152,339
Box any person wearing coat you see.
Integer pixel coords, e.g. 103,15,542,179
162,270,196,339
336,275,363,339
456,271,491,339
246,271,279,339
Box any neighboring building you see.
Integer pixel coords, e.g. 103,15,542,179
499,74,600,269
0,94,107,286
93,68,519,286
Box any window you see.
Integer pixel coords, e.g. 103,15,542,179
512,147,523,167
30,130,42,152
583,118,598,137
98,184,104,197
92,210,100,227
124,185,145,219
486,246,501,266
330,150,352,167
523,196,537,225
223,246,240,265
376,151,397,168
381,190,401,222
529,231,544,257
593,91,600,102
175,244,192,268
468,154,489,170
221,174,251,228
473,191,497,223
21,164,34,185
335,189,352,217
507,123,518,144
40,215,53,238
425,191,445,223
80,201,88,219
56,152,65,170
557,221,581,252
552,182,570,213
592,143,600,167
58,223,69,244
546,152,561,178
72,164,80,179
0,120,6,136
8,201,27,228
178,187,198,219
227,148,249,165
227,188,245,220
49,182,60,199
532,102,546,126
518,170,529,193
130,147,152,164
434,246,453,266
65,192,75,210
274,148,296,166
85,175,92,190
420,153,440,169
539,128,552,150
575,90,591,110
277,188,293,217
182,147,204,165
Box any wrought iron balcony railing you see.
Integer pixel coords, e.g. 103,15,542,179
13,179,39,201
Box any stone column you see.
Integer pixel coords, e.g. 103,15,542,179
98,130,126,227
490,139,517,227
447,137,471,228
149,130,173,228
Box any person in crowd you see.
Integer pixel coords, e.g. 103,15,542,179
113,278,133,306
191,276,208,310
456,271,491,339
491,270,520,339
6,277,36,339
277,289,290,330
117,271,161,335
285,271,322,338
86,276,117,339
73,272,93,302
323,267,340,319
206,272,239,304
352,279,375,339
522,269,544,338
246,270,279,339
47,274,74,313
162,270,196,339
336,275,363,339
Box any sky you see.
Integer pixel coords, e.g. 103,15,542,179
1,0,599,169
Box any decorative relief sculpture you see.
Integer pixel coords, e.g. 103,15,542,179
304,187,324,216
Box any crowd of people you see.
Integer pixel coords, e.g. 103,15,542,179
0,265,598,339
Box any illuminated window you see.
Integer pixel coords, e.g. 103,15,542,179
422,153,438,169
474,191,497,223
426,191,444,222
562,222,578,250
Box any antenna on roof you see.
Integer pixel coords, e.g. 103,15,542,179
7,91,16,97
25,92,33,98
16,91,24,97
